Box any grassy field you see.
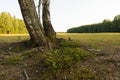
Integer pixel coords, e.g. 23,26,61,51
57,33,120,47
0,33,120,79
1,33,120,43
1,33,120,52
57,33,120,43
0,34,29,43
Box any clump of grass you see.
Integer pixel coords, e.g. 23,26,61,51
39,46,97,79
3,54,25,65
0,73,5,80
45,47,91,70
66,67,99,80
39,40,98,80
59,40,81,47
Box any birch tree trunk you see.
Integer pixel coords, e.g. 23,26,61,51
38,0,42,20
18,0,48,48
42,0,56,42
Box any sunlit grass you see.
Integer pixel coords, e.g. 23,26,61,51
57,33,120,45
1,33,120,46
0,34,29,43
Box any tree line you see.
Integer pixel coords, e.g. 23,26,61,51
67,15,120,33
0,12,28,34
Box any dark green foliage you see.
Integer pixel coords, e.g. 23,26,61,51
0,12,28,34
67,15,120,33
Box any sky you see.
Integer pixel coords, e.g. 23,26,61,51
0,0,120,32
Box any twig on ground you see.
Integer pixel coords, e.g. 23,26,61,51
23,69,29,80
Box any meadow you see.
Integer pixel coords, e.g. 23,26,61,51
1,33,120,44
0,33,120,80
57,33,120,48
57,33,120,43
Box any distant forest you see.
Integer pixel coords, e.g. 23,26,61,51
67,15,120,33
0,12,28,34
